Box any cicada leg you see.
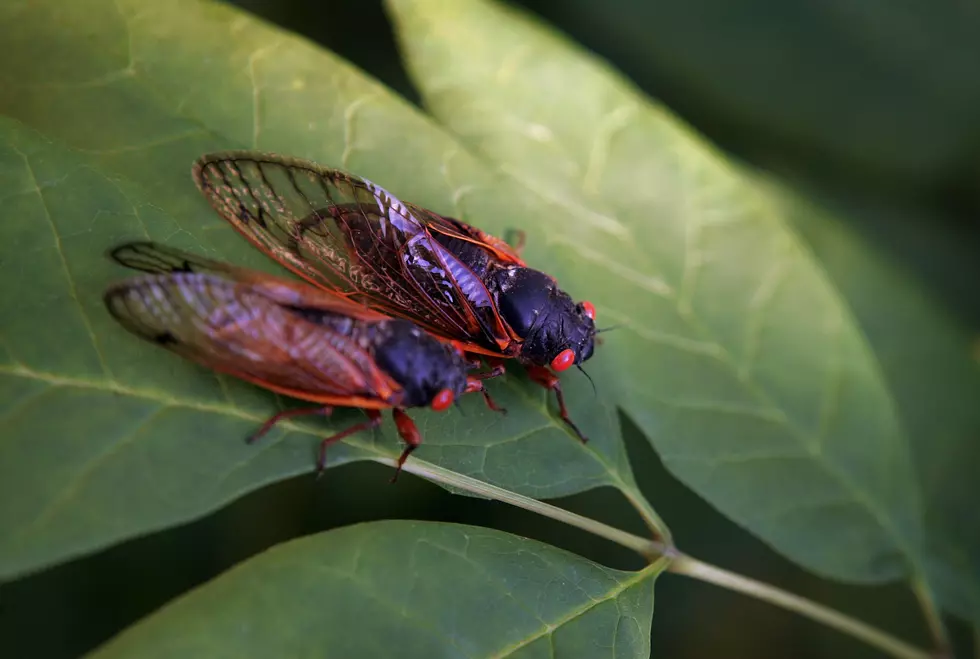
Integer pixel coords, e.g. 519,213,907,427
465,376,507,414
391,409,422,483
315,409,383,476
469,355,507,382
247,405,334,444
525,365,588,443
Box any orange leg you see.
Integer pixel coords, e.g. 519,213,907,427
525,365,588,443
469,355,507,382
391,408,423,483
465,376,507,414
248,407,385,477
247,405,333,444
315,409,383,476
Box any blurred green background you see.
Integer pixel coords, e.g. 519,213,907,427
2,0,977,656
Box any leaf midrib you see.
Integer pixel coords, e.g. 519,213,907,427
489,561,660,659
0,363,631,493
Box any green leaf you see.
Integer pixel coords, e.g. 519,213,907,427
386,0,923,584
0,0,645,581
514,0,980,187
88,522,660,659
787,197,980,622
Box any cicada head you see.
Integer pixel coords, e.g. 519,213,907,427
493,267,597,372
373,320,470,410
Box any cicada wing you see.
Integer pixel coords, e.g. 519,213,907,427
405,203,526,267
109,241,391,322
193,152,512,354
109,241,227,276
104,272,398,405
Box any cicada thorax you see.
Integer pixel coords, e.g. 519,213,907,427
420,233,598,445
367,319,472,409
424,230,597,370
298,309,473,411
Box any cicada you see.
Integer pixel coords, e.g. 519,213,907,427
103,241,502,479
192,152,597,441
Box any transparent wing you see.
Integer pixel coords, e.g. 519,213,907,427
109,241,391,322
406,203,526,266
193,152,513,354
104,272,398,405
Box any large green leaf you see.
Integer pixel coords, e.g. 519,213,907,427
0,0,644,581
89,522,660,658
786,196,980,622
386,0,924,585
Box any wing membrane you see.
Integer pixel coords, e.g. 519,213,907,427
109,241,392,322
193,152,514,354
104,271,398,405
408,204,526,266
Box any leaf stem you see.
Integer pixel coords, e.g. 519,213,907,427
375,457,667,561
378,456,935,659
619,483,672,545
669,553,932,659
911,574,952,658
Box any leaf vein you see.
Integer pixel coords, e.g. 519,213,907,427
419,538,550,627
0,380,57,425
11,401,171,544
309,563,475,659
738,248,791,379
340,93,380,169
489,564,658,659
18,149,112,380
583,104,637,195
246,44,279,149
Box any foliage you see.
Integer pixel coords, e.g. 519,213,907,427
0,0,976,656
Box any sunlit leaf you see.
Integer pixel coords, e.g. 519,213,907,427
386,0,924,586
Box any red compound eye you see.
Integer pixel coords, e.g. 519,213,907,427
550,348,576,372
431,388,455,411
582,301,596,320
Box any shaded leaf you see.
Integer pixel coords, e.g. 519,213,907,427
0,0,643,580
786,196,980,622
89,522,660,659
508,0,980,188
386,0,923,584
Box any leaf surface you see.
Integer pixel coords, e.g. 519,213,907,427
89,522,659,659
511,0,980,186
0,0,641,581
787,197,980,621
386,0,923,585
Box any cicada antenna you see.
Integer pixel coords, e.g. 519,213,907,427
576,364,597,397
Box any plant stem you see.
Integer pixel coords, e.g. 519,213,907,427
911,574,952,658
669,553,932,659
619,482,672,545
382,456,936,659
375,457,667,561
